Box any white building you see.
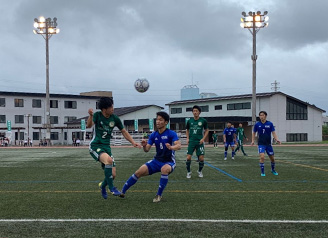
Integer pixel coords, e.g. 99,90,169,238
166,92,326,143
0,90,163,145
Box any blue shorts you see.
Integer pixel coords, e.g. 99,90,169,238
225,141,235,147
258,145,274,156
146,159,176,175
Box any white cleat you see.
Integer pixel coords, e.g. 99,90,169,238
224,157,227,161
153,195,162,203
197,171,203,178
186,172,192,179
232,157,235,160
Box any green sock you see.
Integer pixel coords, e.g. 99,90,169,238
199,161,204,172
104,164,114,190
186,160,191,172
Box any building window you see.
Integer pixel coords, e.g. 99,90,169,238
171,108,182,114
200,105,209,112
286,98,308,120
50,100,58,108
0,98,5,107
227,102,251,110
64,132,67,140
286,133,308,142
64,101,77,109
64,116,77,123
186,107,193,112
15,115,24,123
50,116,59,124
32,99,42,108
33,132,40,140
14,99,24,107
33,116,42,124
50,132,59,140
214,105,222,110
0,115,6,123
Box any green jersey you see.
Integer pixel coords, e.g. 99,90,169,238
236,127,246,141
186,117,208,142
212,133,218,141
90,111,124,146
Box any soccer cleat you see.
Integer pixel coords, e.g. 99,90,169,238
271,170,279,176
224,157,227,161
119,192,125,198
261,173,266,177
244,153,248,156
197,171,203,178
186,172,192,179
110,187,122,196
153,195,162,203
99,182,108,199
232,157,235,160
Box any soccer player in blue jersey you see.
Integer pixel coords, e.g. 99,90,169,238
120,111,181,203
223,122,237,160
251,111,281,176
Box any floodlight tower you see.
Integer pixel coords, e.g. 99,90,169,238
33,16,60,143
240,11,269,125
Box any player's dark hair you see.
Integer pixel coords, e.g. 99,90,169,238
259,111,267,116
227,121,232,124
98,97,113,110
193,105,201,113
157,111,170,122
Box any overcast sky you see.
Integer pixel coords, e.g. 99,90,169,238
0,0,327,113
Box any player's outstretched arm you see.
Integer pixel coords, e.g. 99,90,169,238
86,108,93,128
121,129,141,148
272,131,281,144
166,140,181,151
141,139,151,152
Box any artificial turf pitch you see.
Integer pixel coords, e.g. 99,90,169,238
0,145,327,237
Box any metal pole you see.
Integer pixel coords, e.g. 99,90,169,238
251,14,257,125
45,20,51,144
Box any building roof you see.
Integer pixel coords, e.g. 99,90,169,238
166,91,326,113
0,91,102,99
65,104,164,125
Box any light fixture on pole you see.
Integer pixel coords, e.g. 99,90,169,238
240,11,269,125
33,16,60,143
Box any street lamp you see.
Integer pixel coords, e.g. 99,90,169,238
33,16,60,143
240,11,269,125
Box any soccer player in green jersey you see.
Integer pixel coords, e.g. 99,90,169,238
235,123,248,156
87,97,141,199
212,131,218,148
186,105,209,178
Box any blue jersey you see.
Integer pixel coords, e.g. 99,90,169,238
223,127,236,143
253,120,275,146
147,129,179,163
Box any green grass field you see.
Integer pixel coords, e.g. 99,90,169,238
0,145,328,237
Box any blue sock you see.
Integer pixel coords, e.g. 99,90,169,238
224,151,227,157
157,174,168,196
122,174,138,194
259,163,265,174
271,162,276,171
232,151,235,157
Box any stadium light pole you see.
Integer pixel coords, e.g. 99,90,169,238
240,11,269,125
33,16,60,144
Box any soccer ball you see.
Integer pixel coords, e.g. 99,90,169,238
134,78,150,93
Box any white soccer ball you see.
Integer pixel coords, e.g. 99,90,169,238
134,78,150,93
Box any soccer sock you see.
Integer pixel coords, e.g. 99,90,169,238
259,163,265,174
235,145,239,152
232,151,235,157
241,146,246,154
186,160,191,172
157,174,168,196
224,151,227,157
104,164,114,190
271,162,276,171
198,161,204,172
101,178,107,188
122,173,139,194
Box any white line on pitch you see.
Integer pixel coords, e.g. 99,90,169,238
0,219,327,224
